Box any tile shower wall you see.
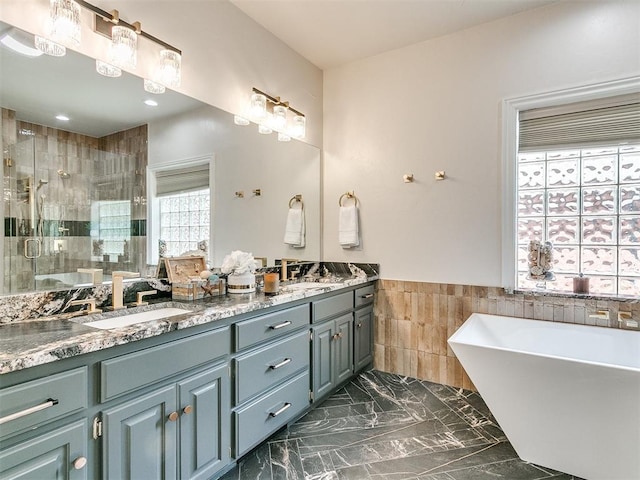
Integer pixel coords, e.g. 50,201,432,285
373,279,639,391
2,108,147,292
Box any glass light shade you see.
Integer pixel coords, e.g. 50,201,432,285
157,50,181,88
96,60,122,78
290,115,306,138
144,79,166,94
49,0,81,47
258,123,272,135
234,115,250,126
277,133,291,142
34,35,66,56
272,105,288,132
250,93,267,120
110,25,137,69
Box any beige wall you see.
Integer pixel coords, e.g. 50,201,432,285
374,280,640,390
323,0,640,285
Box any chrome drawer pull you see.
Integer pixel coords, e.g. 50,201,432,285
269,321,292,330
269,358,292,370
360,293,374,299
269,402,291,418
0,398,58,425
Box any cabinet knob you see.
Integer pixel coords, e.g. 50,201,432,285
73,456,87,470
183,405,193,415
333,332,343,340
168,411,179,422
357,322,363,328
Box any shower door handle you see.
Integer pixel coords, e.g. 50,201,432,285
24,238,42,258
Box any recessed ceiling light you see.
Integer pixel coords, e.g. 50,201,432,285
0,29,43,57
55,114,69,121
144,99,158,107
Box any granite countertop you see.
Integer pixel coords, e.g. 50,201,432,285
0,275,377,375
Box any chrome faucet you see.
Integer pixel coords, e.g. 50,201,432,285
111,271,140,310
69,298,102,314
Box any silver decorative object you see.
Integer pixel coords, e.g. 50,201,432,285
527,240,555,281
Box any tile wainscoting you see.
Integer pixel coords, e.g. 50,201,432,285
373,280,639,391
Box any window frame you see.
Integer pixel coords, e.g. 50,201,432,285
501,76,640,293
146,155,214,265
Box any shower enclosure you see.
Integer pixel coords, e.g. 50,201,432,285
2,117,147,294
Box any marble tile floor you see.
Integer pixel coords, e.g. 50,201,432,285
220,370,584,480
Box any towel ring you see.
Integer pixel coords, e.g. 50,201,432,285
289,194,304,209
339,192,358,207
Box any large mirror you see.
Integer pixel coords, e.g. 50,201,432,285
1,21,320,295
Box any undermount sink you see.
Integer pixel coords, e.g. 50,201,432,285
78,307,192,330
282,282,343,291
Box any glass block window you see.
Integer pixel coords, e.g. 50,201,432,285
516,145,640,296
95,200,131,256
159,188,210,257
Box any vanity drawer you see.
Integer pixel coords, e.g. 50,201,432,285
101,326,230,402
355,284,375,308
0,367,87,440
235,329,309,405
312,292,353,323
235,304,309,351
234,370,309,457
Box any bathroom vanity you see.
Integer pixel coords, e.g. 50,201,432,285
0,276,376,480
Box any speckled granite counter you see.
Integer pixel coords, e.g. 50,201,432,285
0,274,377,375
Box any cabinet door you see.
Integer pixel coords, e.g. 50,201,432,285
0,420,87,480
354,305,373,371
312,322,334,399
103,385,178,480
178,363,230,480
334,313,354,385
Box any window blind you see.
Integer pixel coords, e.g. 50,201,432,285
155,163,209,196
519,93,640,151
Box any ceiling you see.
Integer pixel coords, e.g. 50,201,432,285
231,0,557,70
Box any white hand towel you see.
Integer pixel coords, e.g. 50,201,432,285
339,205,359,247
284,207,305,247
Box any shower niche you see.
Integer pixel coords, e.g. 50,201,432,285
2,110,147,294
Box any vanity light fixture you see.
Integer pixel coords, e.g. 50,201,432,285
109,24,138,69
48,0,81,47
272,105,288,132
250,92,268,120
156,49,181,88
234,115,250,126
33,0,184,89
96,59,122,77
144,79,166,94
258,123,273,135
248,87,306,139
35,35,66,56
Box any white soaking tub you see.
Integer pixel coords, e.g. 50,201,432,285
448,313,640,480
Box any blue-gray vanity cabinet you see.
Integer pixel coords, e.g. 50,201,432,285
354,305,374,372
312,313,353,401
232,304,311,459
0,420,87,479
102,362,230,480
0,367,87,441
103,384,178,480
178,363,230,480
234,370,310,457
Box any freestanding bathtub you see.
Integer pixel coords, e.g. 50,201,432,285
448,313,639,480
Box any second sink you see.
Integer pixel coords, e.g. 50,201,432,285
79,307,192,330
